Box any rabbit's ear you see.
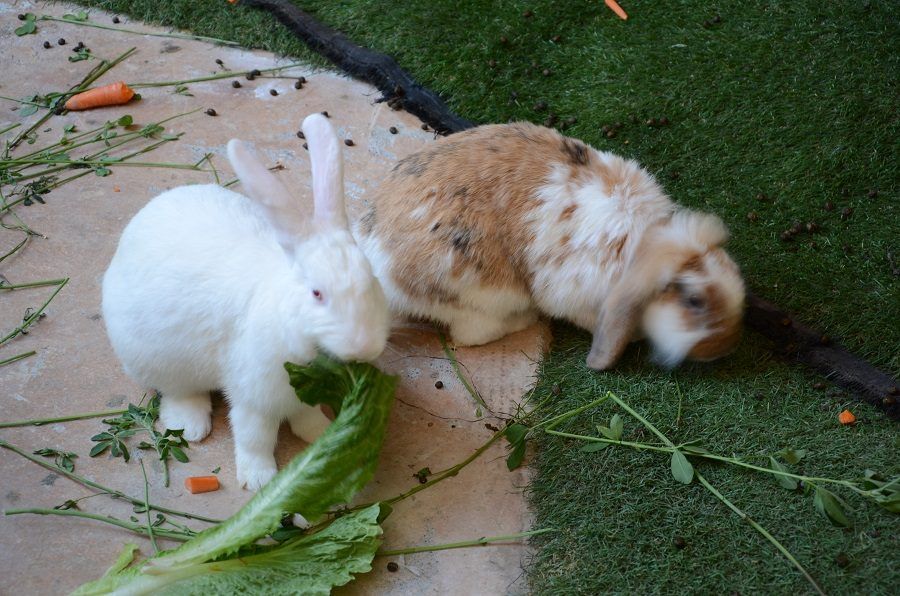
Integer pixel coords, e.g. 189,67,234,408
302,113,349,230
586,241,689,370
227,140,306,240
227,139,293,208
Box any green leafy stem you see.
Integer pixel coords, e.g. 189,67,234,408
0,277,68,348
36,13,240,46
519,391,899,595
0,438,220,524
89,396,190,488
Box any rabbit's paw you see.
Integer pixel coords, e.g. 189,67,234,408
236,454,278,491
159,394,212,442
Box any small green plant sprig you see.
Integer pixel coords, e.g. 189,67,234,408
508,391,899,595
90,396,189,487
33,447,78,472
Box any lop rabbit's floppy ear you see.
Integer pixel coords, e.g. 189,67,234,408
227,140,306,243
586,240,689,370
302,113,349,230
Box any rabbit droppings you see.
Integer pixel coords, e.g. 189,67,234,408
356,122,744,370
102,114,389,490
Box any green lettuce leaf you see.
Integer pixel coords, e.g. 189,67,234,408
75,505,383,595
150,358,395,570
285,355,362,415
74,358,396,594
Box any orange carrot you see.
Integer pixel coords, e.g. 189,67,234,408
64,81,135,111
838,409,856,425
184,475,220,494
604,0,628,20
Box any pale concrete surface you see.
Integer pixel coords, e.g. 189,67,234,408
0,2,549,594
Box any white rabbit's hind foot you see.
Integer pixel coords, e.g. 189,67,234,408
159,392,212,442
289,403,332,444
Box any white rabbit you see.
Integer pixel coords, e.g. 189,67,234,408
356,121,744,370
102,114,389,490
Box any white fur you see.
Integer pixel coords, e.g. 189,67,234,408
524,157,674,330
357,232,534,345
642,302,709,367
102,115,388,490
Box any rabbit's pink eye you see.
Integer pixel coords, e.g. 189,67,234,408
312,289,323,301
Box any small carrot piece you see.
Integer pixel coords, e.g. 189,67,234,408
838,409,856,425
64,81,135,111
184,475,220,494
604,0,628,20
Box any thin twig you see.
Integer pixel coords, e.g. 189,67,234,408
0,408,127,428
0,122,21,136
0,351,36,368
377,528,555,557
0,278,69,291
128,62,307,89
0,439,220,523
140,460,159,553
38,15,240,46
0,236,29,264
383,428,506,506
439,334,488,413
0,278,68,347
3,508,191,541
696,473,826,596
602,392,826,595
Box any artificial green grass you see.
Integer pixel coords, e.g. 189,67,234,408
527,326,897,594
62,0,900,593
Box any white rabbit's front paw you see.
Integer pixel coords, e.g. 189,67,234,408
236,454,278,491
159,394,212,442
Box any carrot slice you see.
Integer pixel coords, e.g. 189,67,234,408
64,81,135,111
184,475,220,494
604,0,628,20
838,409,856,425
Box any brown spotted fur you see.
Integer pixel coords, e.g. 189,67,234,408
362,122,640,304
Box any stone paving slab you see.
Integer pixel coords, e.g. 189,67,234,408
0,2,548,594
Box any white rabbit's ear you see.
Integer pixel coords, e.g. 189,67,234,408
227,139,305,241
227,139,294,208
302,113,349,230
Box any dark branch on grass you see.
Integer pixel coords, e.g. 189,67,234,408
237,0,475,135
745,293,899,420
